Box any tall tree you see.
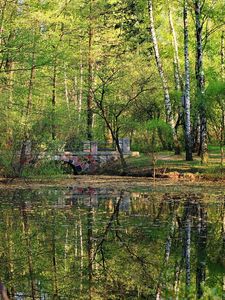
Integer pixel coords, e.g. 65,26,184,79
222,31,225,80
183,0,193,161
148,0,180,154
168,7,183,92
87,0,95,140
18,32,36,176
220,31,225,165
195,0,208,163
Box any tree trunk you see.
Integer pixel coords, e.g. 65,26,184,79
148,0,180,154
169,7,185,146
5,57,14,149
87,0,94,140
169,8,183,91
221,31,225,165
87,197,94,300
18,49,35,176
193,115,201,153
173,223,184,299
79,54,83,121
52,63,57,140
0,0,7,49
220,106,225,166
51,212,59,298
221,31,224,80
105,113,127,172
184,203,191,297
5,214,15,298
196,203,207,299
64,67,70,118
156,204,176,299
114,135,127,174
183,0,193,161
21,205,37,300
195,0,208,164
64,228,69,272
97,103,127,173
78,207,84,294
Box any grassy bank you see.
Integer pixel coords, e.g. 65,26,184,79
124,147,225,180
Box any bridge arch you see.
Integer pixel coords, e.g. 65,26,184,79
55,153,98,174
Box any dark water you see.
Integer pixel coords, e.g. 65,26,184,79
0,185,224,299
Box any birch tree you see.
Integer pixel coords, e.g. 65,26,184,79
195,0,208,163
148,0,180,154
168,7,183,92
183,0,193,161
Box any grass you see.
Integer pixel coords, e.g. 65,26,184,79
125,148,225,179
126,153,151,168
208,145,221,154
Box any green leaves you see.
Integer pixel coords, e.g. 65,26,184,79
0,0,224,175
145,118,172,134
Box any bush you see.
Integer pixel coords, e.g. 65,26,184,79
133,119,173,153
22,160,66,177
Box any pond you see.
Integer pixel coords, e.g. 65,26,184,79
0,184,224,299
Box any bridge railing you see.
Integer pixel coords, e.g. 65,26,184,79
82,139,131,154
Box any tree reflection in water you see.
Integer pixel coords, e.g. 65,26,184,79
0,187,224,299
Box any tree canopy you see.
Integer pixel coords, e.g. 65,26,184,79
0,0,224,175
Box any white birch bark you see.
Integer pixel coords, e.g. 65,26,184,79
169,8,182,91
195,0,208,163
185,215,191,291
148,0,180,154
148,0,173,125
78,55,83,121
64,68,71,119
156,211,176,299
183,0,193,161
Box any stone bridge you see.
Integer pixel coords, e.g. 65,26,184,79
20,138,138,174
55,151,118,174
55,139,138,174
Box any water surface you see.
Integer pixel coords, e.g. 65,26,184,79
0,185,224,299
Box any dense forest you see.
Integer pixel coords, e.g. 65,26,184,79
0,0,224,176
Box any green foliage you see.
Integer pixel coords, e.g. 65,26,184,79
201,286,223,299
0,150,16,178
0,0,224,176
206,80,225,102
22,160,65,177
145,119,172,135
134,119,173,153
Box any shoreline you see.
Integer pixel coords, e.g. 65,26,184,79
0,174,225,190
